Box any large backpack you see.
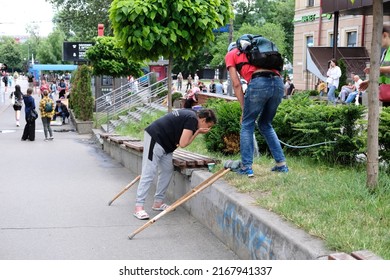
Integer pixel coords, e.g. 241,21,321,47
235,34,284,72
44,100,53,112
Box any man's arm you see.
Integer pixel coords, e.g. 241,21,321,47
228,66,244,110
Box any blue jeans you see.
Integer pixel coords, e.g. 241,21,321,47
345,91,358,104
327,85,336,104
240,75,286,168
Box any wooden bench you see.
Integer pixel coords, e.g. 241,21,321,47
328,250,382,260
101,134,220,169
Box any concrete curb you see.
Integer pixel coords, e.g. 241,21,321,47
98,134,331,260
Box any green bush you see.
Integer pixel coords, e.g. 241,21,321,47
70,65,94,121
203,99,241,154
379,107,390,164
273,93,367,165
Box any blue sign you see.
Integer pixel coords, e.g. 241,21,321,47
213,24,230,33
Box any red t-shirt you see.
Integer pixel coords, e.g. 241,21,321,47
225,49,280,83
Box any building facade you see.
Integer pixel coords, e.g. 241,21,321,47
293,0,389,91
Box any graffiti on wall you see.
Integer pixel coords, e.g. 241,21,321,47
218,202,275,260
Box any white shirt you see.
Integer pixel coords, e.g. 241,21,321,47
326,66,342,88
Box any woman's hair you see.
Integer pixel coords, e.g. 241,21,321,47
330,58,337,65
43,90,49,96
197,109,217,124
383,25,390,34
14,84,22,93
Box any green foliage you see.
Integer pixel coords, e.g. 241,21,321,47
379,107,390,164
109,0,233,62
156,90,183,105
338,59,347,91
36,30,66,64
209,23,287,69
116,111,166,139
0,37,22,71
237,22,286,57
273,94,367,165
70,65,94,121
203,99,241,154
232,0,294,61
86,36,143,78
49,0,113,40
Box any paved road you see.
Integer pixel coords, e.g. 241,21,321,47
0,78,238,260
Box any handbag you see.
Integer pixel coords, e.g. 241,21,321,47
379,84,390,102
29,108,38,121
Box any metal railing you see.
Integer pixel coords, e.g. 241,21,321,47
95,74,169,132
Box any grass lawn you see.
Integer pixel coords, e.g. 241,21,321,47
184,136,390,260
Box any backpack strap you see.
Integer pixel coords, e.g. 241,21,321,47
236,62,249,72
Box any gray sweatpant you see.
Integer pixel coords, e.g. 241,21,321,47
135,131,174,207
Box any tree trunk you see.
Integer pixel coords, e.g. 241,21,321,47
167,54,173,113
366,0,383,190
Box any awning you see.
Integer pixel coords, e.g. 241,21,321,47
29,64,78,71
306,47,370,81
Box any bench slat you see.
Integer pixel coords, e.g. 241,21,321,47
351,250,383,260
104,136,219,169
328,252,357,260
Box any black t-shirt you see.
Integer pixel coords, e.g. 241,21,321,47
145,109,198,153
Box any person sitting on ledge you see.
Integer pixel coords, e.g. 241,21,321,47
53,99,70,124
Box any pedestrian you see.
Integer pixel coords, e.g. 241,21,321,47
194,73,199,86
9,84,23,127
27,72,34,90
177,72,183,91
40,79,50,99
360,25,390,107
215,79,224,94
39,90,55,141
225,42,288,176
326,58,342,105
133,108,217,220
57,78,67,99
2,73,9,93
21,88,36,141
186,74,193,91
53,99,70,124
183,88,198,108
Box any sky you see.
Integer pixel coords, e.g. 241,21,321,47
0,0,55,37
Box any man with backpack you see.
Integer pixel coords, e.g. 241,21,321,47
224,35,288,176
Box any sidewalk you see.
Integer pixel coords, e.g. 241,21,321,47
0,79,238,260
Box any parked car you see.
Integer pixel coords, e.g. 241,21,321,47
223,78,247,93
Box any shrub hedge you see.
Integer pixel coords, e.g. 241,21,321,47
204,92,371,166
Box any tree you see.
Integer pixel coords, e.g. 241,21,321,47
49,0,113,40
36,29,66,64
0,37,22,72
110,0,233,112
85,36,144,78
366,0,382,190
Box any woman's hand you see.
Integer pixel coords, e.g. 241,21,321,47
197,127,211,134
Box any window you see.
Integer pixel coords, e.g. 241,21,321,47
329,33,339,47
101,75,113,86
307,0,314,7
347,31,357,47
329,34,334,47
306,36,314,47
